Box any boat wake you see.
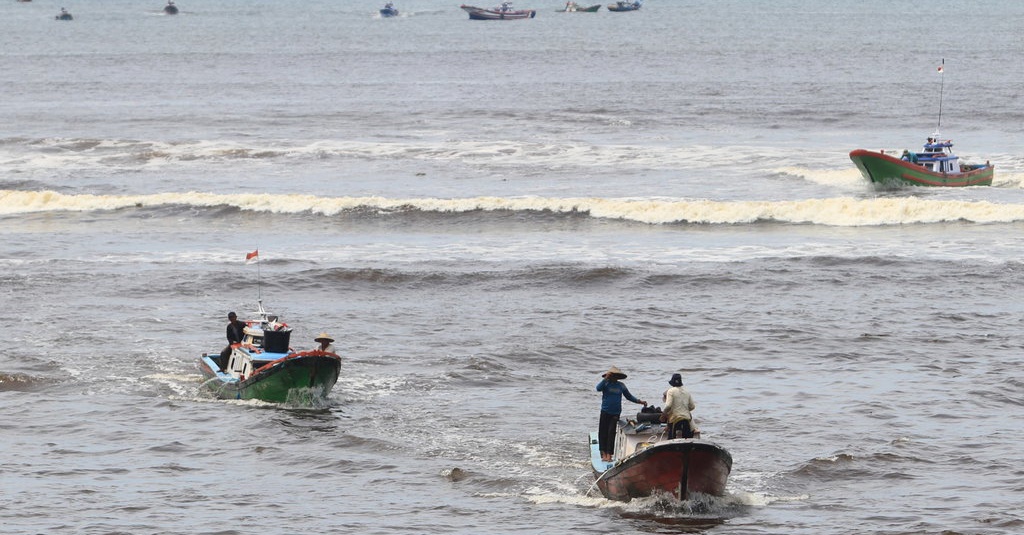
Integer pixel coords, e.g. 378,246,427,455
528,486,754,520
283,386,335,409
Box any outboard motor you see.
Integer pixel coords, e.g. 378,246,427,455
636,405,664,424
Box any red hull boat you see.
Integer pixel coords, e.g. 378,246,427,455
849,142,993,187
590,414,732,501
849,62,994,188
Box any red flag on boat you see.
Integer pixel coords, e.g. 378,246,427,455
245,249,259,263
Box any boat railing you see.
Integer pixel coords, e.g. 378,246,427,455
914,153,955,162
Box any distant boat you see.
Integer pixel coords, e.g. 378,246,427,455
849,61,994,188
55,8,73,20
163,0,178,14
380,2,399,17
607,0,641,11
557,2,600,12
590,409,732,501
460,3,536,20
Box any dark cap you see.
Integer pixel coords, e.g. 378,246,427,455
669,373,683,387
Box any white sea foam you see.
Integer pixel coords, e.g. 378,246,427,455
5,189,1024,227
774,166,866,189
0,137,805,172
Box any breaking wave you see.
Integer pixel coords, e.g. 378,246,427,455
5,189,1024,226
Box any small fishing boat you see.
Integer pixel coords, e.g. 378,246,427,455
849,62,993,187
557,2,600,12
460,3,536,20
380,2,399,17
196,300,342,403
590,409,732,501
55,8,73,20
849,138,993,187
163,0,178,14
607,0,641,11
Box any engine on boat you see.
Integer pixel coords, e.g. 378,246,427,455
635,405,664,423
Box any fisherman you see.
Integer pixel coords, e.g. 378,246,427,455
219,311,247,369
596,366,647,462
662,373,699,439
314,332,336,353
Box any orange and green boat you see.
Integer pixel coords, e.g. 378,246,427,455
850,61,994,187
849,137,994,187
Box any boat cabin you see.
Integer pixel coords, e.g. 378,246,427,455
903,137,962,174
225,324,292,379
243,325,291,353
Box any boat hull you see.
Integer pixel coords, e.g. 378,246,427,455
197,351,341,403
607,3,640,11
591,432,731,501
461,5,536,19
849,149,993,187
558,4,600,11
380,7,398,17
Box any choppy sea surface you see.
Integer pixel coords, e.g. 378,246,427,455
2,1,1024,534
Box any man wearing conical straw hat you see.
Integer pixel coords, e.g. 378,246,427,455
596,366,647,462
314,332,336,353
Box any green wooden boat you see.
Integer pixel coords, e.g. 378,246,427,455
850,137,993,187
851,61,994,188
197,300,341,403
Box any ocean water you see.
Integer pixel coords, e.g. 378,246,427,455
2,0,1023,534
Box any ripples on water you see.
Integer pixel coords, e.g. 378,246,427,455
5,250,1023,533
4,0,1024,533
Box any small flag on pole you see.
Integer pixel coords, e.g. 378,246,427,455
937,59,944,73
937,65,943,73
245,249,259,263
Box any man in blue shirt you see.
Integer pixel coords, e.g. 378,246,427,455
596,366,647,462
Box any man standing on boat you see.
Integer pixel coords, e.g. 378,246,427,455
596,366,647,462
663,373,698,439
219,312,246,369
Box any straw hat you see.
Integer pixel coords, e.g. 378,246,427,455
314,332,335,343
603,366,627,380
